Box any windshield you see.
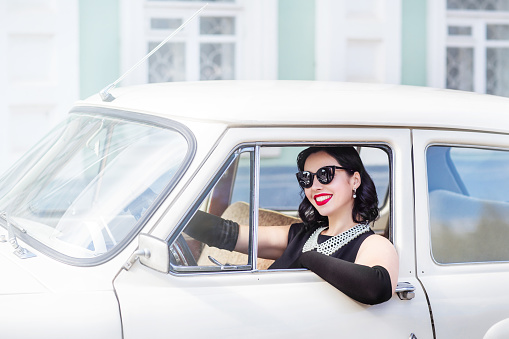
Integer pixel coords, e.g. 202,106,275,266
0,112,191,260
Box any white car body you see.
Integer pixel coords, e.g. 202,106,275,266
1,81,509,338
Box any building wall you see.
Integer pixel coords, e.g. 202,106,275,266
278,0,316,80
79,0,120,99
314,0,402,84
0,0,79,172
0,0,424,172
401,0,427,86
78,0,407,91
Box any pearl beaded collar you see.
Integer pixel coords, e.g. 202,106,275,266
302,224,371,256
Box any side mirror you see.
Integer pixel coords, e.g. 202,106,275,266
124,233,170,273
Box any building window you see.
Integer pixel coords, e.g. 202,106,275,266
144,1,240,83
121,0,276,85
438,0,509,96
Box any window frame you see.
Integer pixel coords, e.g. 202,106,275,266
428,0,509,95
414,129,509,282
167,141,394,275
426,143,509,265
120,0,277,85
167,145,257,274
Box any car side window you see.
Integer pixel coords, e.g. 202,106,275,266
235,145,391,270
427,146,509,264
170,144,392,273
169,149,254,272
232,147,390,213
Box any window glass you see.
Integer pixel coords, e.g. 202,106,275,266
486,48,509,97
448,25,473,36
447,47,474,91
0,113,190,260
170,150,253,272
148,42,186,83
200,17,235,35
427,146,509,264
200,43,235,80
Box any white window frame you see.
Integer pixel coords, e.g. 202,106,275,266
428,0,509,93
120,0,277,85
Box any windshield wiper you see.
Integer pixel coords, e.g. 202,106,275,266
0,211,36,259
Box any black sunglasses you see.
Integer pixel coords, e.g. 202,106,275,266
296,165,353,189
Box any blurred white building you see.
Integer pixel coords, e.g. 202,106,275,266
1,0,508,172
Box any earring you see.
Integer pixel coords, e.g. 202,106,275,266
353,188,357,199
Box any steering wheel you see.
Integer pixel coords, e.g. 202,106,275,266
169,235,198,266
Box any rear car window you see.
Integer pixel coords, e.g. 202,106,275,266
427,146,509,264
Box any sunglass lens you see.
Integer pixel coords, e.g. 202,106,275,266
316,166,333,184
296,171,312,188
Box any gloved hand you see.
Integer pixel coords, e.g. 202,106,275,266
184,210,239,251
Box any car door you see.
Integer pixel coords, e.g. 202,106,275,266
114,127,433,338
413,129,509,338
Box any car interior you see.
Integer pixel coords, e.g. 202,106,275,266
175,145,392,271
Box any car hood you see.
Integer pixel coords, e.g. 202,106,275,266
0,250,47,295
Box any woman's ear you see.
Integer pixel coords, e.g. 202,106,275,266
352,171,361,189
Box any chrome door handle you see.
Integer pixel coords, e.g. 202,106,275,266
396,282,415,300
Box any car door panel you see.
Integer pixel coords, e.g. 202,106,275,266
413,130,509,338
115,127,433,338
114,264,432,338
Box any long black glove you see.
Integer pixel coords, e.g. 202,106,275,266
296,250,393,305
184,210,239,251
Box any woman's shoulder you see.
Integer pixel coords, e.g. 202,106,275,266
356,233,399,291
356,233,399,266
361,233,394,247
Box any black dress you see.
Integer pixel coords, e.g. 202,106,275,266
269,222,374,269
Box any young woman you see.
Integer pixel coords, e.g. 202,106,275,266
186,146,399,305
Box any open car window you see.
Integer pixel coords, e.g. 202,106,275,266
170,144,392,273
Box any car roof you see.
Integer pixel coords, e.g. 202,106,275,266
78,80,509,134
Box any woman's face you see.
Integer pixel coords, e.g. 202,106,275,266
303,151,360,220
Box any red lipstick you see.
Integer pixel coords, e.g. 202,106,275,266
314,193,332,206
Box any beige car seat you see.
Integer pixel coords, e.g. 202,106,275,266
197,201,301,269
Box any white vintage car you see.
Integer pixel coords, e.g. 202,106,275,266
1,81,509,338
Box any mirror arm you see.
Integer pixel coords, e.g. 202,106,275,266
123,249,151,271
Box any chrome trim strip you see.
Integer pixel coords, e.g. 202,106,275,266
171,264,251,273
250,145,260,271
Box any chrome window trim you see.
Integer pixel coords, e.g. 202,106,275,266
249,145,260,271
167,146,255,274
167,141,395,276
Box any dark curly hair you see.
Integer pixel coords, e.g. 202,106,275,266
297,146,379,230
